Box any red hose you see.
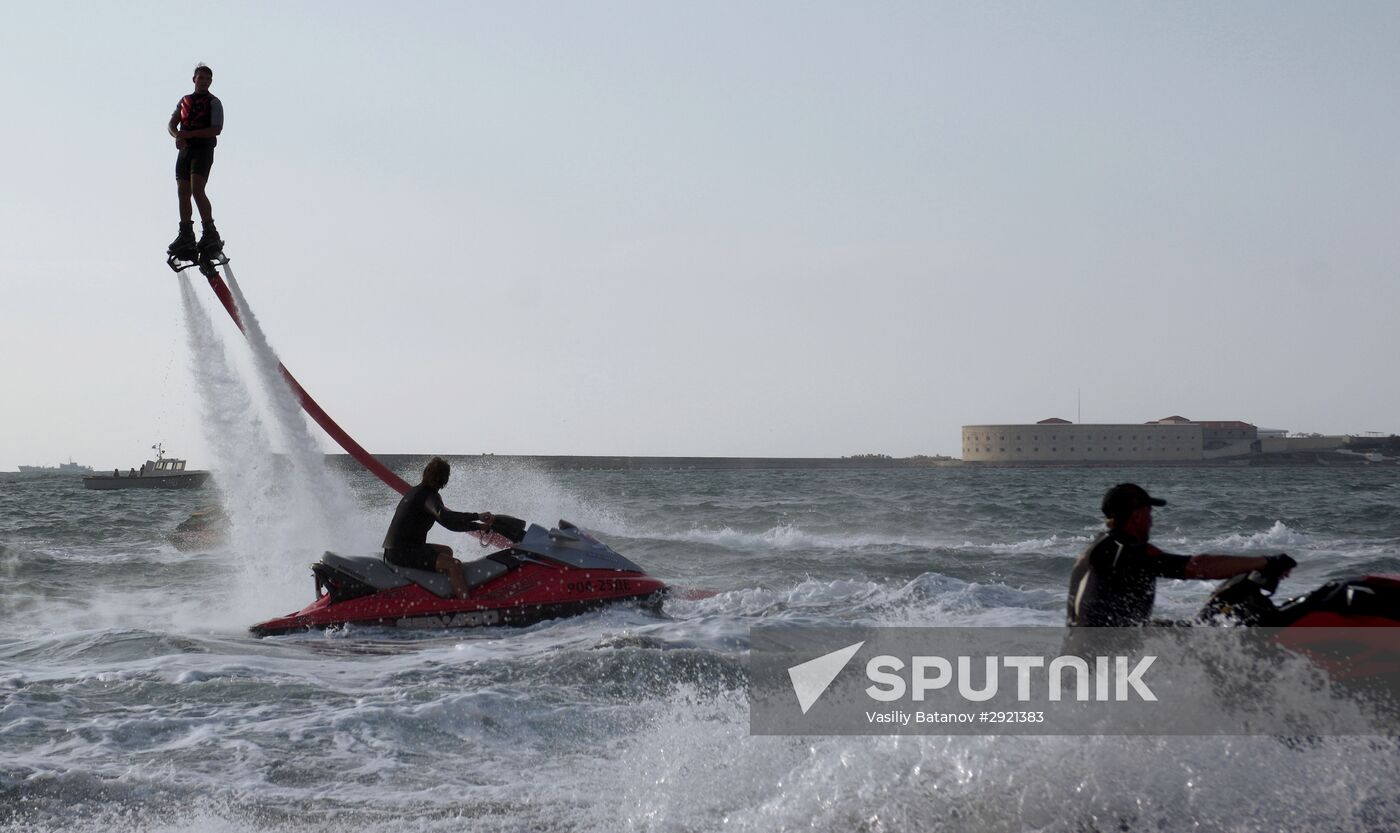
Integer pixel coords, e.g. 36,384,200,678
202,271,411,496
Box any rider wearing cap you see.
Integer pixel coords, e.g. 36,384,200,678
1066,483,1296,626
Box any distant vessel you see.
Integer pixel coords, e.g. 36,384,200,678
83,445,210,491
16,459,93,474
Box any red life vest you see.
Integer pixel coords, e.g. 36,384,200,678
178,93,215,131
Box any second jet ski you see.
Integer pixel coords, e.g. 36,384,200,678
1199,568,1400,628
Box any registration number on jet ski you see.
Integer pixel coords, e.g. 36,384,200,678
396,610,503,629
566,578,632,594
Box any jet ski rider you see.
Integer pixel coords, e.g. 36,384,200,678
1067,483,1297,627
383,457,496,600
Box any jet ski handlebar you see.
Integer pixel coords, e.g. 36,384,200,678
479,514,527,544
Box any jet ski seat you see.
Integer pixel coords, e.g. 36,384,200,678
321,551,517,599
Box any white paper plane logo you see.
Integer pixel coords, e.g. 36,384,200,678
787,641,865,714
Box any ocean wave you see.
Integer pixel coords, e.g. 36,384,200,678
611,521,1093,557
959,533,1096,554
664,570,1060,628
559,679,1400,833
1204,520,1313,551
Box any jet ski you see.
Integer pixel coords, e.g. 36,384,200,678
1198,569,1400,690
1199,569,1400,628
251,518,667,636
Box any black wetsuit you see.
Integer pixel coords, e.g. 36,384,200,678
1066,530,1192,626
382,485,484,570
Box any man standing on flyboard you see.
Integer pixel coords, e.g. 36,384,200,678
166,63,224,261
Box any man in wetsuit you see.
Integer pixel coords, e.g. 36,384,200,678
383,457,495,600
1066,483,1296,626
166,64,224,257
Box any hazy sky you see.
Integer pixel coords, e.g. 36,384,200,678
4,2,1398,469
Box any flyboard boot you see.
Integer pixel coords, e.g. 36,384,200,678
166,221,197,261
193,221,229,280
197,221,223,258
167,220,229,275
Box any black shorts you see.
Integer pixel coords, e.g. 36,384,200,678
384,545,440,572
176,145,215,180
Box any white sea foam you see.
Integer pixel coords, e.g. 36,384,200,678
222,265,371,554
601,520,1093,557
7,588,1399,832
177,276,305,621
562,675,1400,833
1207,519,1313,551
968,533,1095,554
667,570,1058,629
610,522,952,552
175,272,385,626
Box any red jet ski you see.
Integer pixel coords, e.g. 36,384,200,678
1199,570,1400,628
1198,569,1400,691
251,518,667,636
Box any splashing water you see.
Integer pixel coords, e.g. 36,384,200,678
221,265,369,552
176,272,376,621
177,276,304,617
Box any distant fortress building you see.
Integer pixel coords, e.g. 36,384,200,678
961,416,1260,463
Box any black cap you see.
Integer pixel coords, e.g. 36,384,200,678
1101,483,1166,519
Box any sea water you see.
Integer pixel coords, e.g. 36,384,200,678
3,461,1399,832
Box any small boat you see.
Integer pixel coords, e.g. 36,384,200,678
83,445,210,491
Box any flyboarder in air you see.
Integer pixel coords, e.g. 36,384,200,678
166,63,224,265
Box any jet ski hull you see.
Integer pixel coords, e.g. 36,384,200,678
251,523,669,636
251,564,666,636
